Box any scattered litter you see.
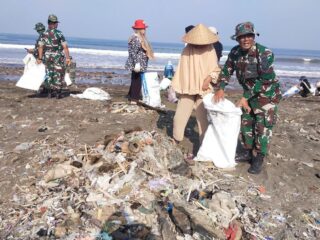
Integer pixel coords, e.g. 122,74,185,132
1,130,319,239
14,142,33,151
71,87,111,101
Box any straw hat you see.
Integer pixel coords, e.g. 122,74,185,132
182,24,218,45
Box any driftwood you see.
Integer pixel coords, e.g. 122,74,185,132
137,101,167,114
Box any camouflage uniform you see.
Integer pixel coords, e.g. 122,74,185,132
39,24,67,91
33,23,45,59
219,43,282,156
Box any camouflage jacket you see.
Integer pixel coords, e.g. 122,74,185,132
218,43,281,103
33,34,43,59
39,28,66,56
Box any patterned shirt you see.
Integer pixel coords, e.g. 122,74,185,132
219,43,281,102
125,34,148,72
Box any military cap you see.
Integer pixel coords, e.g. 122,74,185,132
48,14,59,23
231,22,259,40
34,22,45,32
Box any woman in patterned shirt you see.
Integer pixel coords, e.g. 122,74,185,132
125,19,154,104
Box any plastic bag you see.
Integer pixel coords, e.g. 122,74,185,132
282,85,300,98
194,93,242,168
64,73,72,86
141,72,162,107
70,87,111,101
16,54,45,91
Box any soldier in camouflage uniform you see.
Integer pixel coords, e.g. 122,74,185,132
27,23,45,59
214,22,282,174
37,14,71,98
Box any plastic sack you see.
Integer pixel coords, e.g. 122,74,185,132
160,77,172,90
167,86,178,103
141,72,162,107
194,93,242,168
70,87,111,101
282,85,300,98
16,54,45,91
65,60,76,83
64,73,72,86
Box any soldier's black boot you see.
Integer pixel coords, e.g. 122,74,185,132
248,153,264,174
235,149,252,163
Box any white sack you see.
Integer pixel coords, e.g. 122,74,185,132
160,77,172,90
64,73,72,86
141,72,162,107
16,54,46,91
194,93,242,168
282,85,300,98
70,87,111,101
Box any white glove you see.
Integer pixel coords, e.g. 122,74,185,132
133,63,141,73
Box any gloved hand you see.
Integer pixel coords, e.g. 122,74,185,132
133,63,141,73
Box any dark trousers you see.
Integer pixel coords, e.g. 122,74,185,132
128,71,142,101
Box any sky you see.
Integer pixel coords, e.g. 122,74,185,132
0,0,319,50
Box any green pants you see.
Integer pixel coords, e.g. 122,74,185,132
241,103,278,156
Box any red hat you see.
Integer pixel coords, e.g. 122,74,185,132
132,19,148,29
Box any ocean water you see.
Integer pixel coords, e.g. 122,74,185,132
0,33,319,89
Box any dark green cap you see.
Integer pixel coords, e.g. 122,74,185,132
34,22,45,32
48,14,59,23
231,22,259,40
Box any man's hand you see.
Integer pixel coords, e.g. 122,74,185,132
213,89,225,102
66,58,71,66
236,97,251,113
36,59,42,64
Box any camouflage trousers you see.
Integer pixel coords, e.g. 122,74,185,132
44,55,65,91
241,100,278,156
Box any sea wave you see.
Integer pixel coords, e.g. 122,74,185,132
0,43,181,59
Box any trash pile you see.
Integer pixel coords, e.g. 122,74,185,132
1,130,319,239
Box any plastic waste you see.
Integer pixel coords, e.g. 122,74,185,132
160,78,172,90
141,72,162,107
16,54,45,91
282,85,300,98
65,57,76,83
195,93,242,168
70,87,111,101
164,60,174,80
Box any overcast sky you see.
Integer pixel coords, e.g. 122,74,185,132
0,0,319,50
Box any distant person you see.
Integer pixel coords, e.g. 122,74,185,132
208,26,223,62
27,23,45,60
214,22,282,174
298,76,312,97
185,25,195,33
125,19,154,104
172,24,220,145
37,14,71,99
316,81,320,96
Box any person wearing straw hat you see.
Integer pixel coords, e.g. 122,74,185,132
125,19,154,104
214,22,282,174
172,24,220,147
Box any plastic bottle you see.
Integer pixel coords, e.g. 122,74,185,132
164,60,174,80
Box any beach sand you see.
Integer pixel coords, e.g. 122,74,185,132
0,65,320,238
